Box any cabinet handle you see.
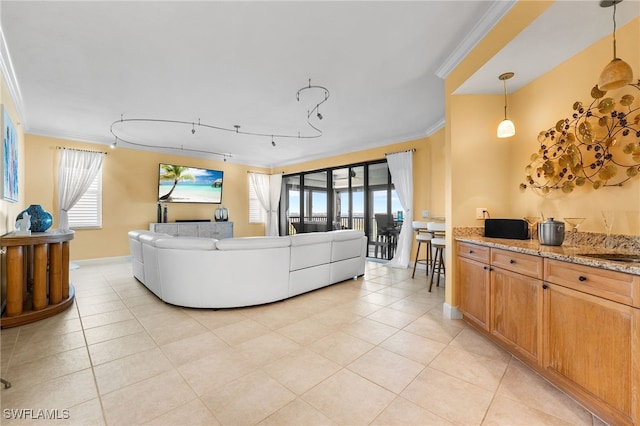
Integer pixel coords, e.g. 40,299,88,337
469,250,474,253
578,276,587,282
509,259,515,264
483,266,488,270
542,284,548,289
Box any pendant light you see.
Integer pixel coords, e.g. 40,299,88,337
497,72,516,138
598,0,633,91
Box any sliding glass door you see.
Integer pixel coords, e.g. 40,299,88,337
332,166,364,231
281,160,400,255
303,171,328,232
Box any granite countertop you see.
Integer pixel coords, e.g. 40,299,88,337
456,235,640,276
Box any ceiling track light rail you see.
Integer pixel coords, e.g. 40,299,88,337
109,80,330,159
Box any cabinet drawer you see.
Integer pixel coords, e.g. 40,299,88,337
491,248,543,279
457,242,489,263
545,259,640,308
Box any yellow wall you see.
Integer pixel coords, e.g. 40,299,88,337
508,17,640,234
1,75,27,302
448,11,639,233
22,130,445,261
445,0,551,309
446,4,640,311
24,135,269,260
450,94,512,224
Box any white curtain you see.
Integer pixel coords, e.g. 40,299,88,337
268,173,283,236
57,149,105,230
250,172,282,236
385,150,414,268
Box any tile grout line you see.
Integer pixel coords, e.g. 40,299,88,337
74,267,111,425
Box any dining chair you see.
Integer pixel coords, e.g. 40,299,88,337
374,213,398,259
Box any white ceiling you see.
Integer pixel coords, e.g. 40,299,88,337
1,1,638,168
457,0,640,95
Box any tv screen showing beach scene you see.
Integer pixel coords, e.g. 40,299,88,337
158,163,224,203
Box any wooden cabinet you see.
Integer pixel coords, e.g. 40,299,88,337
150,222,233,239
457,244,542,363
543,262,640,426
457,242,490,330
490,263,541,364
457,241,640,425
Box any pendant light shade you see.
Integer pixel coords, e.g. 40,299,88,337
599,58,634,92
598,0,633,91
497,119,516,138
497,72,515,138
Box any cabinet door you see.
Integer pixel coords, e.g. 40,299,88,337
491,267,541,364
458,256,490,331
543,283,639,423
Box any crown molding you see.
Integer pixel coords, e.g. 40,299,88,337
27,127,111,146
435,0,517,79
425,117,445,137
0,24,26,126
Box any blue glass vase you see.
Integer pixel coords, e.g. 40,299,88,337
17,204,53,232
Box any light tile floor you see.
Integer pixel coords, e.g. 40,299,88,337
1,258,605,425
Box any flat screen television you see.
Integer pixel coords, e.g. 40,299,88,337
158,163,224,204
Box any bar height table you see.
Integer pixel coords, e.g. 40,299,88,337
1,229,75,328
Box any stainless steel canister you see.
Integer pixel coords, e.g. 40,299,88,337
538,218,565,246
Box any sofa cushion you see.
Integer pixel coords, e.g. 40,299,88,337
290,233,332,271
154,236,217,250
216,236,291,250
331,231,365,262
290,232,333,246
330,229,365,241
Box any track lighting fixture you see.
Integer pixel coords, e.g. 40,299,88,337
110,79,330,160
110,138,117,149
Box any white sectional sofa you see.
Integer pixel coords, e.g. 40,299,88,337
127,229,367,308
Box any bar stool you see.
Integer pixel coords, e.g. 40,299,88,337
411,221,432,278
427,222,446,291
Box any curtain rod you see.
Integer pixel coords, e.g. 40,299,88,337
56,146,108,155
246,171,283,175
385,148,416,156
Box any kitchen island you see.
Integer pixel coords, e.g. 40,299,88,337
455,236,639,426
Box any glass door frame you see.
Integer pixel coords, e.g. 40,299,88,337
280,159,395,241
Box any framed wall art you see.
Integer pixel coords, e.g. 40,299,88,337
2,105,18,202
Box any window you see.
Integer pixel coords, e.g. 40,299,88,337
281,160,395,242
68,170,102,228
248,175,267,223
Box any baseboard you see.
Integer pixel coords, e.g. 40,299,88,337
443,302,462,319
72,256,132,267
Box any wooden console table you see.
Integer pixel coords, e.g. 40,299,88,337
1,230,75,328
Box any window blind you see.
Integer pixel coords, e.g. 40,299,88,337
248,175,266,223
68,171,102,228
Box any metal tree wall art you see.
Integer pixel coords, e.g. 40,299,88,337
520,80,640,194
